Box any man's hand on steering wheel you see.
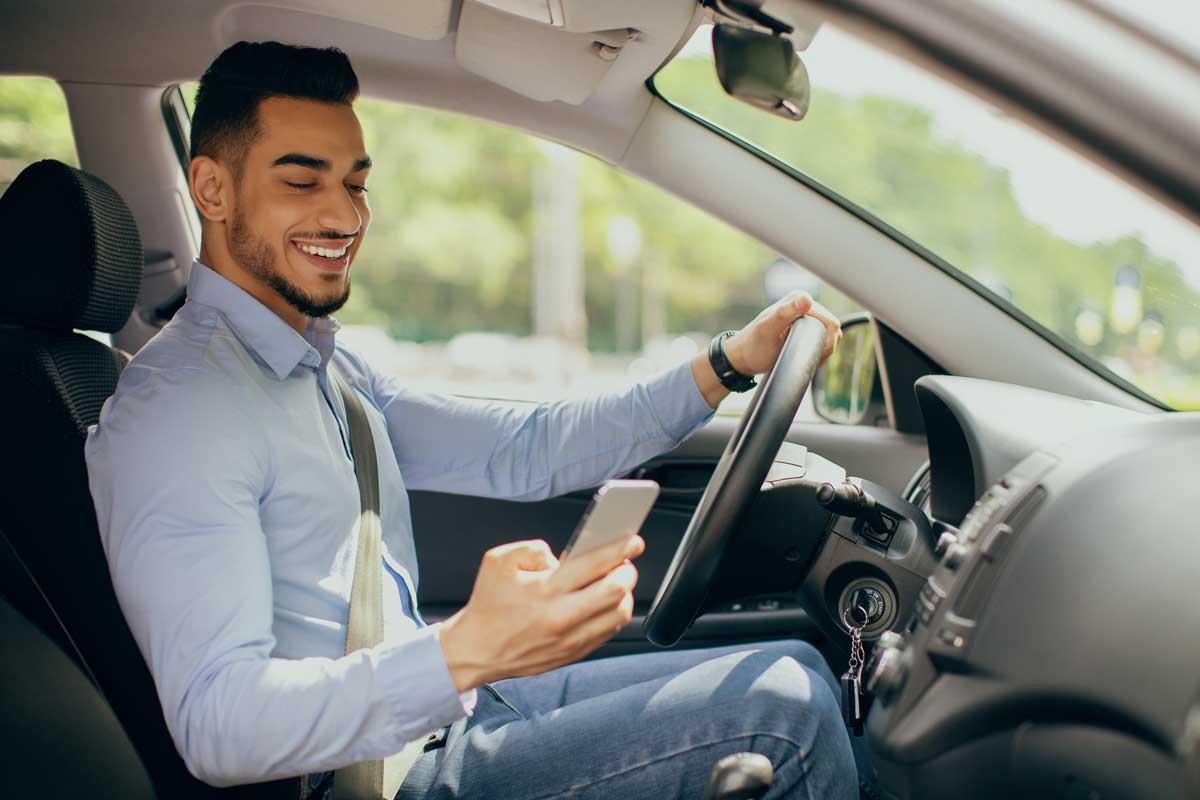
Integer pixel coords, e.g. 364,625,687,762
727,291,842,374
650,292,844,646
692,291,843,409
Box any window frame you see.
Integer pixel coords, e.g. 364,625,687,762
161,85,191,173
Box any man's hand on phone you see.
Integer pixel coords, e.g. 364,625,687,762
438,533,644,692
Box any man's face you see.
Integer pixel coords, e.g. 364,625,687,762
226,96,372,318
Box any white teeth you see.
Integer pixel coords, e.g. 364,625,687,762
296,242,349,258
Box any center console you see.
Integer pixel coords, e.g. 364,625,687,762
867,450,1058,712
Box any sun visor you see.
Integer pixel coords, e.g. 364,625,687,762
224,0,456,41
456,0,643,105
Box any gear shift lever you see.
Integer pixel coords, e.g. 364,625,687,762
702,752,773,800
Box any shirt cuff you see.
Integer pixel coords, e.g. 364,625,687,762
376,624,474,737
644,359,718,443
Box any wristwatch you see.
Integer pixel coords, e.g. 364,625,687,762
708,331,757,393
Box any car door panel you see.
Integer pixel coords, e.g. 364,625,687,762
412,415,928,657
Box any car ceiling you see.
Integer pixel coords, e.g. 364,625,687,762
0,0,701,164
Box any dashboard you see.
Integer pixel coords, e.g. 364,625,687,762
865,375,1200,799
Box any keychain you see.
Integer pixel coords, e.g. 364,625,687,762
840,604,868,736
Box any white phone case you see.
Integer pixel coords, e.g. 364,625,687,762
560,479,661,560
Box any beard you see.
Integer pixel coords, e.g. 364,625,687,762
229,207,350,319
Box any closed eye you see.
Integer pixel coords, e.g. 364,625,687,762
347,183,368,195
285,181,316,190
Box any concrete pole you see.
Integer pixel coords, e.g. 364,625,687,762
532,142,587,347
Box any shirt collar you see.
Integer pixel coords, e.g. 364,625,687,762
186,262,341,380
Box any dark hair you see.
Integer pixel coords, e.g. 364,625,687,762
189,41,359,173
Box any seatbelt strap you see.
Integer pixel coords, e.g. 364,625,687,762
329,370,428,800
330,369,385,799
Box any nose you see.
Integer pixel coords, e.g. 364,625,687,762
317,184,363,236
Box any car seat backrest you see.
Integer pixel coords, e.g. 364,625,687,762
0,160,296,800
0,531,155,799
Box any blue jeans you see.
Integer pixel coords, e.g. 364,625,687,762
396,639,860,799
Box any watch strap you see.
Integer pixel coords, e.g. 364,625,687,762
709,331,757,393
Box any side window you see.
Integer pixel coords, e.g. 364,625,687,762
0,76,78,194
343,100,858,414
177,87,859,413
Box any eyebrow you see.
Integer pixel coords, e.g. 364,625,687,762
271,153,372,172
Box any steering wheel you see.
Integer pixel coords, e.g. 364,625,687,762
643,316,829,647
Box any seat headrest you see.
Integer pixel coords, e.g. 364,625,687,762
0,159,142,333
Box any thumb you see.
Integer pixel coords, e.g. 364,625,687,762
771,291,813,339
774,291,813,327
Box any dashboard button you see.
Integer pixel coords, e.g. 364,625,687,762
980,523,1013,561
937,627,966,649
934,530,958,556
941,543,969,570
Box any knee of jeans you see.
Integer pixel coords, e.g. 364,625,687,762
741,654,842,736
758,639,839,692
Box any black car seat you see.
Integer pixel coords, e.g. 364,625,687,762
0,160,295,799
0,529,155,799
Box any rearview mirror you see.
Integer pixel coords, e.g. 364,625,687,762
711,25,810,120
812,314,885,425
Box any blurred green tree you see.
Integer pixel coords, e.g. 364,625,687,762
0,77,77,192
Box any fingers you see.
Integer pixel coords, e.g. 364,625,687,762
767,292,840,347
485,539,559,574
767,291,813,331
776,296,840,357
556,560,638,637
548,533,644,594
803,299,842,359
563,588,636,656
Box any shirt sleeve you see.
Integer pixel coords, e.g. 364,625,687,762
368,359,716,500
86,372,469,787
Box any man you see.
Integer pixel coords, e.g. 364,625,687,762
86,42,855,799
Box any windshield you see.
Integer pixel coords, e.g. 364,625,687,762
655,24,1200,410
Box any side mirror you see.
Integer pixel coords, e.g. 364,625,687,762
812,313,886,425
711,24,811,120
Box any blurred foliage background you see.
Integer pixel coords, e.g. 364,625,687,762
656,48,1200,409
0,77,77,190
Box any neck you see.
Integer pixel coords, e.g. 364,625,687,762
198,243,309,335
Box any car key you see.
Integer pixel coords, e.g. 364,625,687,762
840,605,868,736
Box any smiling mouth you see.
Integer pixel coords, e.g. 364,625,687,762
291,239,353,272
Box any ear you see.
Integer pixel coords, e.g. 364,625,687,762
188,155,232,224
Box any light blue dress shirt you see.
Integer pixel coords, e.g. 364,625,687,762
85,262,716,787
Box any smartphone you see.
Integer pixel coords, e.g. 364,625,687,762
559,479,661,561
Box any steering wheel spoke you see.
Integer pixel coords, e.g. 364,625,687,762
644,317,829,647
